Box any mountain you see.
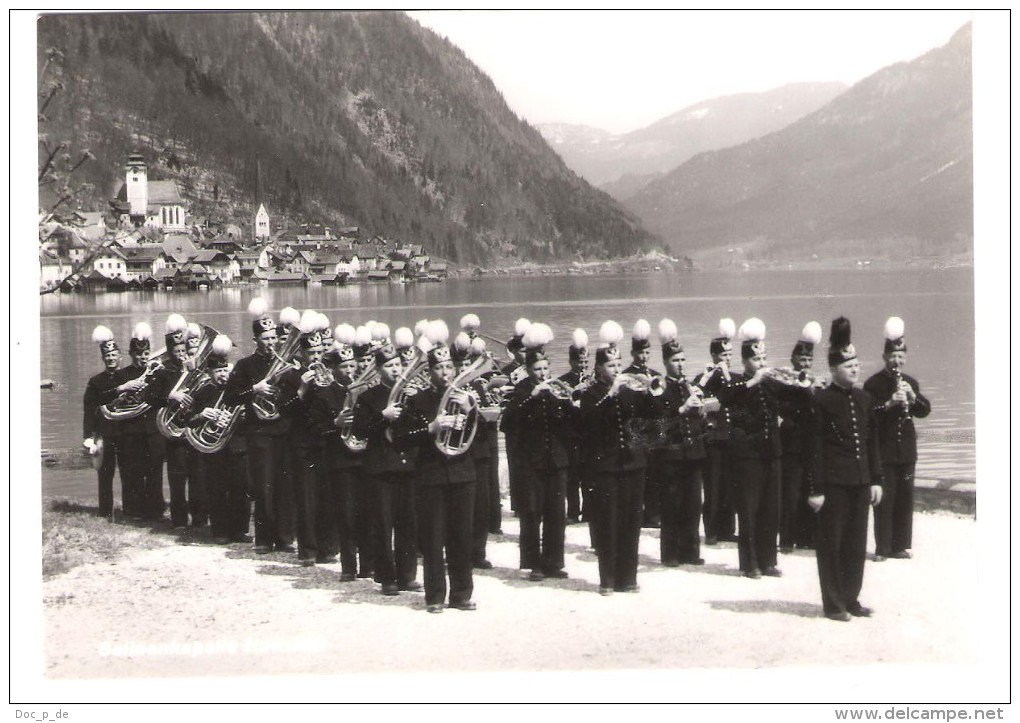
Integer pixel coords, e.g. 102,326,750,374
36,12,653,263
538,82,847,196
624,24,973,262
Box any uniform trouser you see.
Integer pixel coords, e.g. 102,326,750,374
472,457,491,564
593,468,645,590
643,456,662,524
704,442,737,541
246,434,294,549
118,433,152,519
732,455,781,573
659,459,705,564
417,480,475,606
94,435,119,517
875,462,916,556
291,444,322,562
565,446,585,520
206,448,251,539
816,484,870,615
486,428,502,532
144,433,167,520
372,472,418,586
780,454,816,549
317,467,359,571
355,475,378,576
505,433,521,514
166,438,207,527
518,465,567,572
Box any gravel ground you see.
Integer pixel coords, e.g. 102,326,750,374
36,507,996,701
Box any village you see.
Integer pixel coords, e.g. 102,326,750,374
38,153,448,293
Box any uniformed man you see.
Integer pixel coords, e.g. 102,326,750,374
225,298,295,554
778,321,823,553
352,336,422,594
504,323,571,581
83,325,125,518
350,323,378,578
653,319,708,567
580,320,662,595
558,328,591,526
624,319,663,528
864,317,931,561
808,317,883,622
500,317,531,518
391,320,477,613
698,318,738,545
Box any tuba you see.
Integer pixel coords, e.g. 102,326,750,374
155,324,222,439
184,389,244,454
100,352,168,421
251,329,305,422
339,361,380,452
435,354,499,457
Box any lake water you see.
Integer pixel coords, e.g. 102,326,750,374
39,268,975,497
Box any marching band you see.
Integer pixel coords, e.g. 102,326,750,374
81,303,930,619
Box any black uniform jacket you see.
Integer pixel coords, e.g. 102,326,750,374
715,373,808,459
579,379,656,473
83,368,121,439
224,352,290,437
778,380,816,459
186,381,247,454
498,362,525,434
622,363,662,377
699,366,734,443
111,364,157,436
503,377,572,471
352,382,418,474
557,369,588,450
809,383,884,496
863,369,932,465
304,380,362,470
650,376,707,462
391,386,476,486
277,367,320,450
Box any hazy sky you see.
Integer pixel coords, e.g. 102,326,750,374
409,10,974,135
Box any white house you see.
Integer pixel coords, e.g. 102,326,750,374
91,248,127,279
254,204,271,241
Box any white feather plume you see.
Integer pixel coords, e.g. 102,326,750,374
416,334,435,353
414,319,430,337
632,318,651,341
211,334,232,355
298,309,320,334
248,297,268,317
317,312,330,331
132,322,152,342
429,319,450,345
355,325,373,347
165,313,187,334
372,323,391,342
187,322,202,339
523,322,553,349
334,324,356,346
884,316,905,341
92,325,114,344
658,318,678,343
460,313,480,331
718,318,736,339
470,337,486,354
279,307,300,327
394,327,415,348
453,331,472,351
738,317,766,342
599,320,624,346
801,321,823,345
514,317,532,336
571,328,588,349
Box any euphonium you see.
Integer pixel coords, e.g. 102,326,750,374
184,389,244,454
156,324,223,439
100,354,167,420
339,361,380,452
387,348,432,407
435,354,499,457
251,330,305,422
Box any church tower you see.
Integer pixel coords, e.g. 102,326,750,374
125,153,148,217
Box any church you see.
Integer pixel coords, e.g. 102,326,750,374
111,153,188,231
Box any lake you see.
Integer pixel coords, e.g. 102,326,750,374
39,267,974,497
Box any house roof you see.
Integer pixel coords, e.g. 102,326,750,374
163,235,198,261
314,251,347,265
366,270,391,280
115,179,184,206
153,268,178,280
120,246,165,262
309,273,340,283
387,260,407,271
193,249,230,264
265,272,308,283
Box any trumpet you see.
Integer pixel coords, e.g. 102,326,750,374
100,354,167,421
766,366,821,388
539,378,577,402
436,354,500,457
184,389,244,454
250,332,305,422
156,324,222,439
616,372,664,394
339,361,380,452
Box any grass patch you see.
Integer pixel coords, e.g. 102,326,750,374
42,497,171,579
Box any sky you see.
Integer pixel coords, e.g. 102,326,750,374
409,9,974,135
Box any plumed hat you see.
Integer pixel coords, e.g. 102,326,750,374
93,325,118,355
595,320,624,366
631,319,651,353
426,319,452,367
451,331,473,364
333,324,357,362
792,321,822,358
249,297,276,337
353,325,373,358
206,334,233,369
394,326,416,362
827,317,857,367
658,318,683,360
569,328,589,362
523,323,554,367
710,318,736,355
297,309,324,350
165,313,188,348
460,313,481,339
738,318,766,360
507,317,531,352
884,316,907,354
129,322,151,354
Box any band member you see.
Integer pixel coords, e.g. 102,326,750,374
394,325,417,370
654,319,707,567
83,326,124,518
625,319,663,528
864,317,931,561
310,326,362,578
391,321,477,613
698,318,738,545
187,335,251,543
451,333,495,570
145,314,207,529
278,307,300,347
500,317,531,517
809,317,883,621
350,323,378,578
504,323,571,581
559,328,591,527
225,298,296,554
185,322,203,364
277,310,329,565
581,321,662,595
779,321,823,553
461,314,503,536
352,337,422,594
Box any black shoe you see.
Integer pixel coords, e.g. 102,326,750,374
662,559,680,568
614,583,640,593
299,559,316,568
448,600,477,611
212,536,230,545
704,536,718,546
426,604,444,614
779,545,794,554
339,572,357,582
743,568,762,579
490,528,504,535
761,566,783,577
276,544,296,554
528,570,546,582
682,558,705,566
473,560,494,570
316,556,336,564
255,545,272,555
566,516,581,525
357,570,375,579
825,611,852,622
230,534,253,544
543,569,568,579
398,580,422,592
873,554,888,562
848,604,873,618
381,583,400,596
599,586,614,596
889,550,912,559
